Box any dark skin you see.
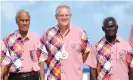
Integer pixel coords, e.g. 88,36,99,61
90,67,97,80
82,52,89,63
102,20,118,44
129,67,133,80
90,20,133,80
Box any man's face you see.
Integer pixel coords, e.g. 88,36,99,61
16,11,30,33
56,8,71,27
103,21,118,37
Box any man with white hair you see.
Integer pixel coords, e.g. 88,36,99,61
40,5,91,80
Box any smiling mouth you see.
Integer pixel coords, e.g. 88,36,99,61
22,26,28,29
108,31,115,34
62,20,68,22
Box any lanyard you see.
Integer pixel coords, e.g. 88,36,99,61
61,30,70,48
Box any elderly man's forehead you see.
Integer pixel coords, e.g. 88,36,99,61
17,10,30,17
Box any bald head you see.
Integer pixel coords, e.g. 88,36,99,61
16,9,30,34
16,9,30,22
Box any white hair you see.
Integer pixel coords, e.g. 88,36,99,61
55,5,71,15
15,9,30,21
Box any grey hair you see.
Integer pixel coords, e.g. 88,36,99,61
55,5,71,15
15,9,30,22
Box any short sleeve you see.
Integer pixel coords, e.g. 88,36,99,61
37,31,48,62
80,31,91,55
85,45,97,68
126,45,133,68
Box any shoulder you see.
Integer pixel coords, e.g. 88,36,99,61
42,26,56,36
95,37,104,47
71,24,84,33
29,31,40,39
118,37,129,47
3,30,17,40
70,24,88,39
0,40,4,46
28,31,41,43
118,37,132,53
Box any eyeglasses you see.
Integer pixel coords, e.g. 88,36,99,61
57,14,71,18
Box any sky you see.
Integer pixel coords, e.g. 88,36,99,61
1,1,133,44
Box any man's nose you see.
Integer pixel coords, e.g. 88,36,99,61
109,27,112,30
23,21,27,24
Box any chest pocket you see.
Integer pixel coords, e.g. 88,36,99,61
69,41,81,52
26,42,38,62
117,50,127,61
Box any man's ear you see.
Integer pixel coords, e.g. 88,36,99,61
16,17,18,24
102,26,105,31
55,15,58,20
116,25,118,30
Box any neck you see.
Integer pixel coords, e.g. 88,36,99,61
19,30,28,38
58,24,69,35
105,35,116,44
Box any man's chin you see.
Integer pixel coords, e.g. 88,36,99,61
20,29,28,33
108,34,116,38
61,24,69,27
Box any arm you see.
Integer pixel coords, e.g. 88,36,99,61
90,67,97,80
0,66,3,80
1,40,10,80
39,62,44,80
37,43,47,80
82,52,89,63
1,65,10,80
129,68,133,80
37,32,48,80
3,73,8,80
127,45,133,80
85,45,98,79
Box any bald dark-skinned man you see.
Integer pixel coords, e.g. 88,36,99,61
1,9,47,80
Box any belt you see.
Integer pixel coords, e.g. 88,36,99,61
9,71,38,77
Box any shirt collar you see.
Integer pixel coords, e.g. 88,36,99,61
102,35,121,45
55,24,72,37
16,30,31,40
